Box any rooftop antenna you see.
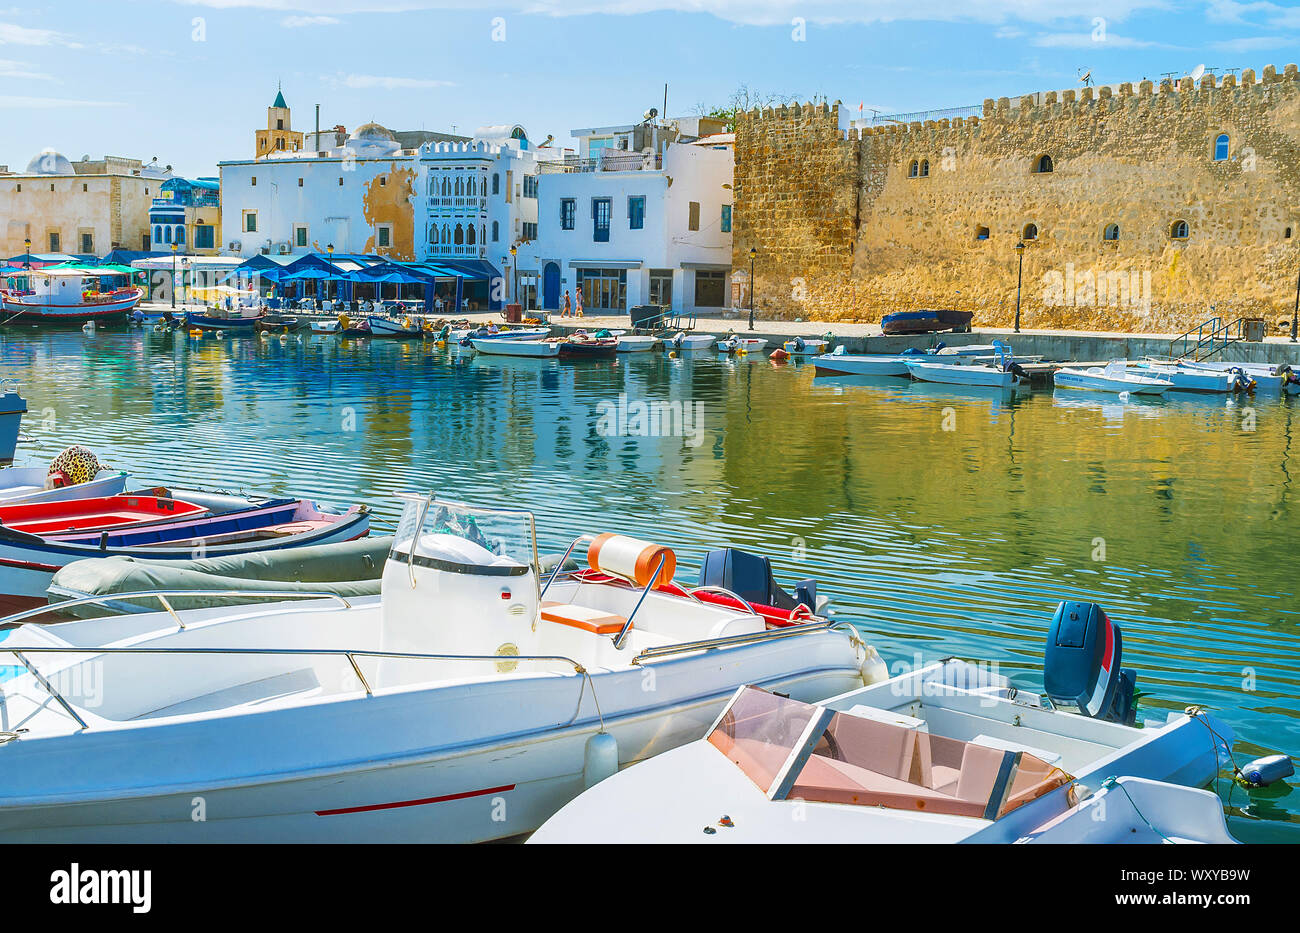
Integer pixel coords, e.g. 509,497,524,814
1078,68,1093,86
1160,71,1179,81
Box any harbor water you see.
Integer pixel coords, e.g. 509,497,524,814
2,327,1297,841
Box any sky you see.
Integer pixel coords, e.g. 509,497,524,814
0,0,1297,178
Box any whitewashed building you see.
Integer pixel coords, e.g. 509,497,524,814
521,120,733,314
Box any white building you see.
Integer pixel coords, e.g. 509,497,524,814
522,122,733,315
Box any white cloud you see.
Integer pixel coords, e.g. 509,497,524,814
0,21,81,47
326,72,455,89
162,1,1172,28
0,94,122,108
1032,31,1169,48
995,26,1025,39
282,15,341,27
0,57,51,79
1211,34,1297,51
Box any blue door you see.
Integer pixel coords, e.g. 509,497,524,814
543,262,560,309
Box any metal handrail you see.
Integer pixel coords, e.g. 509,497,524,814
687,585,762,617
611,552,666,650
630,617,842,664
0,589,355,630
3,644,595,732
539,533,596,600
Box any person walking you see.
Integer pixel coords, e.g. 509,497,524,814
562,290,571,318
575,289,584,318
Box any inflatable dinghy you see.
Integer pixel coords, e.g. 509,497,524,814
45,535,394,617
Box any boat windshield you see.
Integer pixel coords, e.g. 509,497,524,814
708,687,1073,820
391,495,538,568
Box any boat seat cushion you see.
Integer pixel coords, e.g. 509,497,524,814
540,601,627,635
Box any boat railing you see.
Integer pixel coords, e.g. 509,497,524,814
0,589,357,632
629,616,852,665
3,643,596,733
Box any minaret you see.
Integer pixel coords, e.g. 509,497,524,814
255,83,304,158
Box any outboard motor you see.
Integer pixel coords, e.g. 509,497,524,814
1044,601,1138,725
698,548,820,614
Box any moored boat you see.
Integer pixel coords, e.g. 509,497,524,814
558,335,617,359
881,308,973,335
0,267,143,322
905,359,1021,387
185,311,262,332
717,336,769,354
0,496,880,842
470,337,560,357
1053,361,1173,395
614,334,660,353
665,332,716,351
367,316,427,339
530,602,1238,844
0,386,26,466
1130,361,1247,393
813,353,912,377
0,493,205,537
782,337,828,356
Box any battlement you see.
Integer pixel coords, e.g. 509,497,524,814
737,64,1300,145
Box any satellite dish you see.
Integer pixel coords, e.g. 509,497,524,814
1078,69,1093,86
1189,64,1206,82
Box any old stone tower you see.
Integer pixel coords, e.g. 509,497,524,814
255,86,304,159
734,65,1300,334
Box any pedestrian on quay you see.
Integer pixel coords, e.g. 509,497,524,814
562,290,571,318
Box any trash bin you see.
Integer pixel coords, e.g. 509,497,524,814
1243,317,1266,342
504,303,522,323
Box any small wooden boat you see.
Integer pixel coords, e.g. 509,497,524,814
558,336,617,359
614,334,660,353
0,494,204,537
0,496,369,615
367,316,426,339
309,319,341,335
256,314,301,334
470,337,560,357
881,309,973,335
782,337,828,356
0,468,128,506
186,311,262,332
1054,362,1172,395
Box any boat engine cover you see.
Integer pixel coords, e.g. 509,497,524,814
1044,601,1137,724
698,548,812,612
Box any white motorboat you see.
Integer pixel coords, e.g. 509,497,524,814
531,601,1238,844
470,337,560,357
1053,362,1173,395
717,336,769,354
665,332,716,351
782,338,829,356
1177,360,1285,394
614,335,660,353
814,353,912,377
0,468,128,506
1130,361,1244,394
1012,777,1236,843
0,496,879,842
453,326,551,344
308,319,340,335
906,360,1020,387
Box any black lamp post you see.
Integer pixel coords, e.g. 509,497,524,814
327,243,334,303
171,242,178,309
23,237,30,271
509,245,518,308
1013,240,1026,334
747,247,757,331
1291,266,1299,343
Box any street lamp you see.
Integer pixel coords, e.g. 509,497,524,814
327,243,334,304
509,245,518,309
1013,241,1026,334
1291,265,1299,343
171,242,178,309
748,247,757,331
23,237,30,271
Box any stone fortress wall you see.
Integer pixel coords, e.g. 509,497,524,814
733,65,1300,333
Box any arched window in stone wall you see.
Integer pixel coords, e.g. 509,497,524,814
1213,134,1230,161
454,224,464,245
1022,223,1039,241
919,159,930,177
1034,154,1054,174
908,160,919,178
1103,223,1120,241
1286,226,1294,240
1170,220,1189,239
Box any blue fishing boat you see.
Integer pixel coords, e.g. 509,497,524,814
184,311,263,332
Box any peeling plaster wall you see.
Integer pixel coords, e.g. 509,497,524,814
361,165,417,260
735,65,1300,333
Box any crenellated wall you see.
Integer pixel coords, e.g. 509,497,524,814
735,65,1300,333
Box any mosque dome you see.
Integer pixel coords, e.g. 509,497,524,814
345,122,399,156
25,148,73,175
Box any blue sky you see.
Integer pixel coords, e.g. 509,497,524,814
1,0,1297,178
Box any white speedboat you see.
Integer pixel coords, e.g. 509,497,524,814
531,601,1238,844
614,335,660,353
665,332,716,351
308,319,340,335
814,353,911,376
1053,362,1173,395
0,496,879,842
1130,361,1243,394
782,338,829,356
470,337,560,357
717,336,769,354
905,360,1019,387
1178,360,1285,394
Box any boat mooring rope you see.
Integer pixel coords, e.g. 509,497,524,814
1099,775,1175,843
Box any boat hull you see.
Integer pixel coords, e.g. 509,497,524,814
1053,369,1171,395
881,309,973,335
367,317,424,338
0,289,142,320
813,354,911,376
0,469,128,506
185,313,262,332
0,634,861,842
471,338,559,357
905,361,1015,387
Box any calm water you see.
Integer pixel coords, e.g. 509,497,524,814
3,328,1298,841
